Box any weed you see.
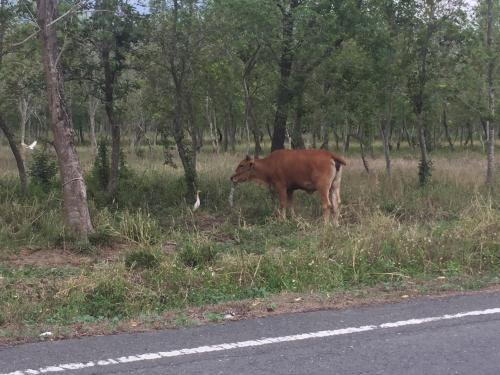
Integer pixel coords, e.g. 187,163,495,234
83,278,129,319
118,209,161,245
204,312,224,323
178,235,218,268
29,150,58,191
125,248,161,270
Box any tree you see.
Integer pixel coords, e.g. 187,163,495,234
271,0,300,152
406,0,464,185
485,0,495,185
148,0,207,202
83,0,141,197
0,0,27,194
37,0,93,238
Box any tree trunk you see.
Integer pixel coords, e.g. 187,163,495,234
417,111,431,185
485,0,495,185
37,0,93,238
380,120,392,177
174,89,197,202
271,1,298,151
0,0,27,195
19,97,29,145
88,96,99,154
442,105,454,151
320,121,329,150
243,79,261,157
222,115,229,152
0,116,28,194
291,89,305,149
102,48,120,198
229,103,236,152
206,96,220,154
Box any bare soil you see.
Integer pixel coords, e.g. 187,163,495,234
4,243,130,268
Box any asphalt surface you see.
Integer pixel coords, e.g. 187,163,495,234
1,291,500,375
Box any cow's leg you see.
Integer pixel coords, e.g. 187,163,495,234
319,186,332,224
276,186,288,220
287,190,296,217
331,165,343,226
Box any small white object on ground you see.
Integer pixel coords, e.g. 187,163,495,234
39,331,53,337
229,183,236,207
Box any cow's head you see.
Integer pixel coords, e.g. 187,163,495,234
231,155,255,183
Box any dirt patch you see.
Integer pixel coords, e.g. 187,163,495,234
4,243,130,268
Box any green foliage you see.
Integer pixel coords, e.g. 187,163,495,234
28,150,58,191
179,236,218,268
87,140,131,205
82,278,128,319
418,159,433,186
92,140,110,191
118,209,160,244
125,248,161,270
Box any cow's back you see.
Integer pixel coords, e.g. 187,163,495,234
266,149,334,189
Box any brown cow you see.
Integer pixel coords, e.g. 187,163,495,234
230,149,347,225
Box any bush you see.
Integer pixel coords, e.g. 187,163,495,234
91,140,110,191
29,150,58,191
179,236,218,268
125,249,161,270
118,209,161,245
83,278,128,319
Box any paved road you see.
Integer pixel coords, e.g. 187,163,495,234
1,291,500,375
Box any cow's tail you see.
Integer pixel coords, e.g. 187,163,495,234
330,152,347,171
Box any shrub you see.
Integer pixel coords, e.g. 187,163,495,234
83,278,128,319
92,140,110,191
179,236,218,268
125,249,161,270
29,150,58,191
118,209,161,245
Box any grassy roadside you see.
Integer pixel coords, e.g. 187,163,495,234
0,146,499,346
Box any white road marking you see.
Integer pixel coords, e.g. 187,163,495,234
2,307,500,375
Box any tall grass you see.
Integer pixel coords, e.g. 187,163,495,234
0,145,498,338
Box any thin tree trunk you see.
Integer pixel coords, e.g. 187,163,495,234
271,1,298,151
229,103,236,152
241,45,262,156
168,0,197,203
88,96,98,154
243,84,261,156
417,111,431,185
37,0,93,238
380,120,392,177
0,117,28,194
19,97,29,145
320,121,329,150
486,0,495,185
206,96,220,154
222,114,229,152
102,48,120,197
380,96,393,176
442,105,454,151
291,88,305,149
0,0,27,194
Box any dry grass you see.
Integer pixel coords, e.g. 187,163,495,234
0,141,499,345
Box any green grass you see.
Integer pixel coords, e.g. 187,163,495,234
0,142,499,343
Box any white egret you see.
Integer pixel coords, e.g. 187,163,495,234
22,140,37,150
193,190,201,211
